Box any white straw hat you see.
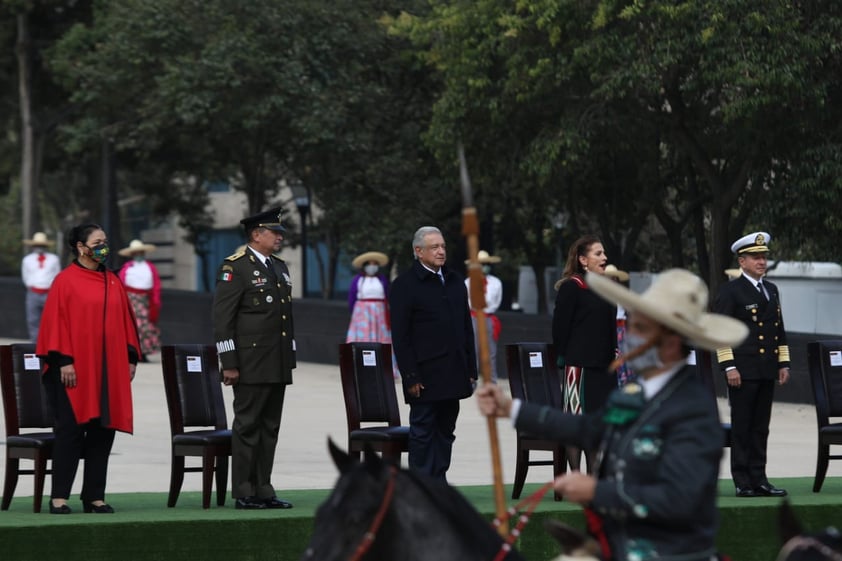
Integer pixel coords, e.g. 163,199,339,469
351,251,388,269
603,264,630,282
586,269,748,351
23,232,54,247
118,239,157,257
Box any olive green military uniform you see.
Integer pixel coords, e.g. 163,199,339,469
213,247,295,499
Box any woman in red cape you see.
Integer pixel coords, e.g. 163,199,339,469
36,223,140,515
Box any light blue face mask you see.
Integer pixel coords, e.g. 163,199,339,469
364,264,379,276
133,255,145,263
619,332,663,374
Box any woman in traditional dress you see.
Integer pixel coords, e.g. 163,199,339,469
552,235,617,471
37,223,140,514
118,239,161,361
345,251,399,378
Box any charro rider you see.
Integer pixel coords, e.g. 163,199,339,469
478,269,748,561
212,207,296,510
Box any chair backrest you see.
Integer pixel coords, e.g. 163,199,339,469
505,342,562,407
161,344,227,435
807,340,842,427
338,342,401,429
0,344,52,436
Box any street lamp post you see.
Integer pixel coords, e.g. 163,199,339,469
291,183,311,298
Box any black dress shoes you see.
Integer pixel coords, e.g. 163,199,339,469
83,501,115,513
235,496,267,510
49,501,72,514
263,496,294,509
735,487,757,498
755,483,788,497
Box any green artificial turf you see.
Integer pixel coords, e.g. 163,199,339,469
0,478,839,561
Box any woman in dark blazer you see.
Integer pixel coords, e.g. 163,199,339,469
552,235,617,470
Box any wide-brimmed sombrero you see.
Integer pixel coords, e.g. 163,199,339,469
724,268,741,280
23,232,54,247
464,250,501,265
586,268,748,351
352,251,388,269
118,239,157,257
603,264,630,282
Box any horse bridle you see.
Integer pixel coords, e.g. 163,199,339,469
348,465,398,561
776,534,842,561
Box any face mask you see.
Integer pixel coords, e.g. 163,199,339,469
86,243,110,264
133,255,145,263
364,264,379,276
619,332,663,374
481,265,491,275
34,247,45,254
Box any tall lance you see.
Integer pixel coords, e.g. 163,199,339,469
458,142,508,536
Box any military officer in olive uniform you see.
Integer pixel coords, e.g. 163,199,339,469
714,231,790,498
213,208,296,510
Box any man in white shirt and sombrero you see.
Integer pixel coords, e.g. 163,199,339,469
21,232,62,342
118,239,161,361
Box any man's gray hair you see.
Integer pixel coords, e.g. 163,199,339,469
412,226,442,260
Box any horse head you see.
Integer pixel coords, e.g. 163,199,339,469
777,500,842,561
300,438,527,561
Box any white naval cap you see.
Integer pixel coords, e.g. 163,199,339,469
731,231,771,255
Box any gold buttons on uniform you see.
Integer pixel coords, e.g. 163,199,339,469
758,335,764,340
759,348,765,354
758,322,764,327
774,349,779,354
282,332,286,336
282,315,286,320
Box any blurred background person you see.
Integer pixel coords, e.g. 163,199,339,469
604,264,635,386
346,250,399,378
552,235,617,471
464,250,503,382
118,239,161,362
21,232,61,343
37,223,140,514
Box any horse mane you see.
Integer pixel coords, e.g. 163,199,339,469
400,468,527,561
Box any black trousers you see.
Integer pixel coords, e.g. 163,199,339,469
408,400,460,481
231,383,286,499
728,378,775,489
43,369,116,501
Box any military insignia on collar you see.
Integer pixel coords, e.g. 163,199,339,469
282,273,291,286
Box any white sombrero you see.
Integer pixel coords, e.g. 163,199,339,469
23,232,54,247
464,250,501,265
724,268,741,280
118,239,157,257
603,264,630,282
351,251,388,269
586,268,748,351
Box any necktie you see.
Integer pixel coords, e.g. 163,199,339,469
265,258,277,281
437,271,445,285
756,281,767,300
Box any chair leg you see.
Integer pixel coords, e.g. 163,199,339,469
814,443,830,493
201,451,215,509
215,455,228,507
168,454,185,507
32,453,49,513
1,457,20,511
552,446,566,502
512,440,528,500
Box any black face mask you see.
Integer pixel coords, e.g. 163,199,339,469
85,243,110,264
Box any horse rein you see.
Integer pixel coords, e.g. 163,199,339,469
349,465,398,561
491,481,554,561
776,534,842,561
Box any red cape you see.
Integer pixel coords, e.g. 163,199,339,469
36,263,139,433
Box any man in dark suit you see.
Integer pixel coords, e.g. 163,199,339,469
213,208,296,510
478,269,748,561
714,231,790,498
389,226,477,481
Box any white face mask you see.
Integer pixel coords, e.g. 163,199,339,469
364,264,379,276
481,265,491,275
619,332,664,374
133,255,145,262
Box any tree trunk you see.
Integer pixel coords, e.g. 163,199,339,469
16,14,35,237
